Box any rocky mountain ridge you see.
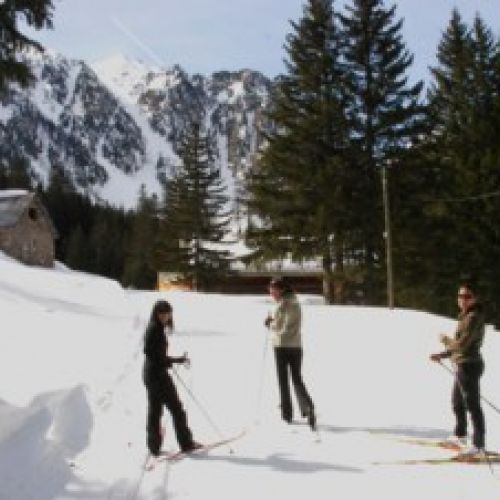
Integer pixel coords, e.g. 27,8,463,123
0,51,274,209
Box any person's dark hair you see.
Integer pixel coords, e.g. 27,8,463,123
269,276,293,294
150,299,174,329
458,279,479,298
458,279,485,314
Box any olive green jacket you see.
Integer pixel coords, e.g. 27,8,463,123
441,304,485,364
269,292,302,348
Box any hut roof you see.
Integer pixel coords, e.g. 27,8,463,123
0,190,57,236
0,190,33,228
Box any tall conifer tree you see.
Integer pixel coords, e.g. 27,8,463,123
424,11,500,321
122,186,160,289
158,122,232,290
247,0,352,303
339,0,425,304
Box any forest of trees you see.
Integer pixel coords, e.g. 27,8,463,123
0,121,233,291
1,0,499,324
247,0,500,323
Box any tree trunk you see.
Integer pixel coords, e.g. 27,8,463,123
333,240,345,305
322,253,334,304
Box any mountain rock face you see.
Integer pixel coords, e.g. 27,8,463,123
0,51,273,209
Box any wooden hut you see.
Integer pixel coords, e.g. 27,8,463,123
157,269,323,295
0,190,57,267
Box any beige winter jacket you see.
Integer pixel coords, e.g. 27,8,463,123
269,292,302,348
441,304,485,364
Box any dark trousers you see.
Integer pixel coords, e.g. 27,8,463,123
145,373,193,455
452,361,485,448
274,347,314,421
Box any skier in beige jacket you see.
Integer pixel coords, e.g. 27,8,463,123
265,277,316,429
430,281,486,453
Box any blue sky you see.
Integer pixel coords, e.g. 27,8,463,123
26,0,499,82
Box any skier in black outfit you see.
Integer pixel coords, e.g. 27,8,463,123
143,299,201,455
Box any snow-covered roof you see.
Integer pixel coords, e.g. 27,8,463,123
0,191,57,238
0,189,29,199
0,190,34,228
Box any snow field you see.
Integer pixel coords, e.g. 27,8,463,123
1,252,500,499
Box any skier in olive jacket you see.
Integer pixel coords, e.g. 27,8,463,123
143,299,200,455
265,277,316,430
430,282,486,451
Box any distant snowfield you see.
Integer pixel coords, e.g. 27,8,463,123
1,251,500,500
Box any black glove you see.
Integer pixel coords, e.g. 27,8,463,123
175,352,191,369
264,316,272,328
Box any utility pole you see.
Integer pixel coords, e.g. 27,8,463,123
381,161,394,308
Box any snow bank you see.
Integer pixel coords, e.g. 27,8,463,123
0,386,92,500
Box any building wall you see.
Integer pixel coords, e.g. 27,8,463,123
157,271,323,295
0,203,55,267
216,275,323,295
157,272,193,292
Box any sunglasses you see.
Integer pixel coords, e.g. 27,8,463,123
457,293,473,299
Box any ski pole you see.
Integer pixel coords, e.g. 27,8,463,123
437,360,499,476
255,326,270,424
438,360,500,415
172,367,233,451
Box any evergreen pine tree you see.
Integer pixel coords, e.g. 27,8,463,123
246,0,352,303
41,164,78,260
2,157,32,189
0,162,8,188
66,225,89,270
338,0,425,304
423,10,500,322
0,0,54,93
122,186,159,289
106,208,131,281
87,212,113,276
428,11,500,192
158,122,232,291
156,174,190,276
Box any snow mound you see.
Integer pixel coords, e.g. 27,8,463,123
32,385,93,455
0,386,93,500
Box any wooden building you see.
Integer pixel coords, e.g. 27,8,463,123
217,270,323,295
157,272,194,292
0,190,57,267
158,269,323,295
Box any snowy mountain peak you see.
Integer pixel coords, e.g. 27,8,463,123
1,51,274,209
92,54,165,102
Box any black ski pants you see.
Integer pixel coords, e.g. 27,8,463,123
274,347,314,422
145,372,193,455
452,360,485,449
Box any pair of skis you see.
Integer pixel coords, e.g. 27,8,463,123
373,434,500,465
145,416,321,471
145,430,246,470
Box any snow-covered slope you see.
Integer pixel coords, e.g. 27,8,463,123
92,54,272,210
1,252,500,499
0,51,272,210
0,50,153,203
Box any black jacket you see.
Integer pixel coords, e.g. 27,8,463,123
143,322,176,385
